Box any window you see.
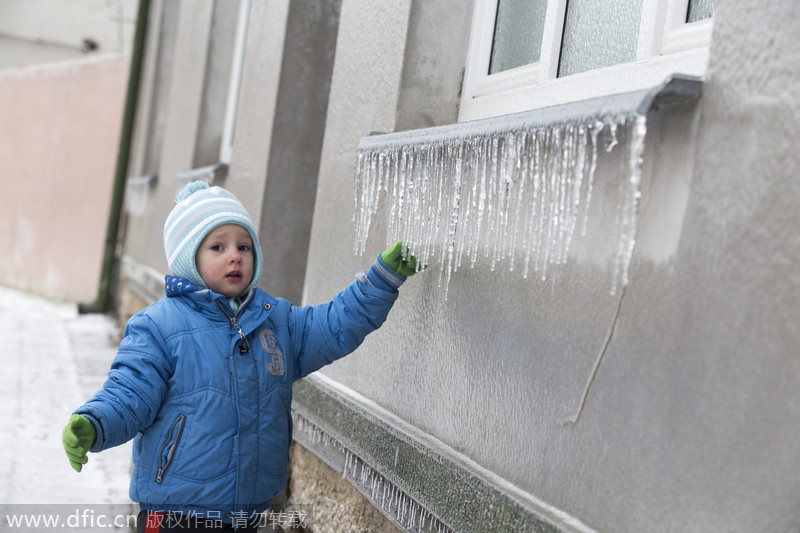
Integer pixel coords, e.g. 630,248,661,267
460,0,714,121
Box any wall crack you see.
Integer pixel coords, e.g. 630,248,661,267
564,285,627,425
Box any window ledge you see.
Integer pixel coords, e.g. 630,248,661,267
361,74,701,150
354,74,703,296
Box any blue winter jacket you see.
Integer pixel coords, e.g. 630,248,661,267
75,257,404,520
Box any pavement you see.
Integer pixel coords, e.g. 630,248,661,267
0,286,134,531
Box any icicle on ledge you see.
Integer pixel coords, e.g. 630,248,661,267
353,75,702,295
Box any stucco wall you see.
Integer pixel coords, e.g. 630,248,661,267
302,1,800,532
0,56,126,302
122,0,333,306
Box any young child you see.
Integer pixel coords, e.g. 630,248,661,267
62,181,420,532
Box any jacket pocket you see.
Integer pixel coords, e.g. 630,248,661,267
156,413,186,483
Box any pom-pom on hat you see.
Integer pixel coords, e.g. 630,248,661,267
163,181,262,295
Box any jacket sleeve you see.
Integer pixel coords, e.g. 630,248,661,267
289,255,403,379
74,311,174,452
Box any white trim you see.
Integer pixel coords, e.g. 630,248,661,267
462,0,565,100
638,0,668,59
219,0,252,165
661,0,714,54
460,48,709,121
540,0,568,79
460,0,712,122
663,18,714,55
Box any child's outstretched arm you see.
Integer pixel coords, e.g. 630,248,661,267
61,312,174,471
288,241,422,378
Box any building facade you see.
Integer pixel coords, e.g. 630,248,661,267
117,1,800,532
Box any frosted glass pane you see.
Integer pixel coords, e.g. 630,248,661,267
687,0,714,22
558,0,643,78
489,0,547,74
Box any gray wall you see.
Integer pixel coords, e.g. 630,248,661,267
123,0,229,278
257,0,342,303
122,0,333,304
117,0,800,530
302,1,800,532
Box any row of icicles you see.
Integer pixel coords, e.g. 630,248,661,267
353,113,647,297
295,413,452,533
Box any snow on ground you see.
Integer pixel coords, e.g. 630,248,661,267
0,287,135,531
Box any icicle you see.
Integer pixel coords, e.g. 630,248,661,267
610,114,646,295
353,111,648,297
581,120,603,237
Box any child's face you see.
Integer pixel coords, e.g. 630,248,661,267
196,224,254,297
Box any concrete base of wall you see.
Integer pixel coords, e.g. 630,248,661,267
288,443,399,533
291,376,585,533
116,255,166,324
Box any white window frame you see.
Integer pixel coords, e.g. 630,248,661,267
460,0,713,121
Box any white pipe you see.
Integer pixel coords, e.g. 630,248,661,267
219,0,252,165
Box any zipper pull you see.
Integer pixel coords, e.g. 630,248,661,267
235,325,250,354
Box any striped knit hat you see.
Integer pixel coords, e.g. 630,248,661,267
163,181,262,294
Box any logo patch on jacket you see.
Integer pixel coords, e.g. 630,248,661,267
259,329,285,376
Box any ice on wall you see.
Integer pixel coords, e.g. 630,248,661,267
353,113,647,296
294,413,453,533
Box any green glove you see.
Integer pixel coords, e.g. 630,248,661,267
62,414,96,472
381,241,421,277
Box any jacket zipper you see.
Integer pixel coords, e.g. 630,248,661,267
156,413,186,483
216,292,255,355
234,324,249,354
